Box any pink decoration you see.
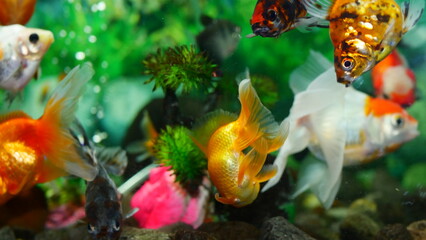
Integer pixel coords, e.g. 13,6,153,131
130,166,210,229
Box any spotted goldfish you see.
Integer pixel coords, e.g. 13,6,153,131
301,0,424,85
262,51,419,208
0,63,97,205
371,49,416,108
249,0,326,38
0,0,37,25
0,24,53,101
193,79,288,207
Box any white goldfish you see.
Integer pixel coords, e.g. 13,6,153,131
262,51,419,208
0,24,54,101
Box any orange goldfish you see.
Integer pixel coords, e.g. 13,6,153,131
263,51,418,208
0,0,37,25
301,0,424,85
0,63,98,205
193,79,288,207
371,49,416,108
0,24,54,101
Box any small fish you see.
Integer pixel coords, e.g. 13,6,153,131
196,15,241,64
193,79,288,207
301,0,424,85
0,24,54,101
371,49,416,108
249,0,318,37
0,63,97,205
0,0,37,25
262,51,419,208
70,122,124,240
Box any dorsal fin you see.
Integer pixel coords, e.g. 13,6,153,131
401,0,424,33
0,110,31,124
192,109,237,149
300,0,333,19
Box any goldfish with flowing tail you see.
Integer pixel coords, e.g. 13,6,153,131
301,0,424,85
193,79,288,207
0,63,98,205
371,49,417,108
262,51,419,208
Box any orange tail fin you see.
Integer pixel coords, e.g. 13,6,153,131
36,63,98,182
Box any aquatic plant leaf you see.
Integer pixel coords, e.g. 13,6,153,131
143,45,216,92
153,126,207,185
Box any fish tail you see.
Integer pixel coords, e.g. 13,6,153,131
37,63,97,181
236,79,287,151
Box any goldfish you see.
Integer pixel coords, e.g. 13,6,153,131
371,49,416,108
262,51,419,208
0,0,37,25
70,122,124,240
0,63,97,205
193,79,288,207
301,0,424,85
0,24,54,101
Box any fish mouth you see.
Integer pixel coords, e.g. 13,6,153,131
337,76,353,87
251,23,278,37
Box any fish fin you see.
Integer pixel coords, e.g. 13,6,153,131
401,0,424,33
192,109,237,149
96,146,128,176
236,79,284,150
255,164,277,183
0,110,31,124
292,157,342,209
238,137,269,185
300,0,333,19
262,124,311,192
294,17,330,33
290,50,333,94
37,63,98,181
36,159,67,183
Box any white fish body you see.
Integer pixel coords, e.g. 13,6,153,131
263,51,418,208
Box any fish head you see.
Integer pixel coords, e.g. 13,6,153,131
334,38,374,86
250,1,289,37
86,200,123,240
16,27,54,61
367,98,419,150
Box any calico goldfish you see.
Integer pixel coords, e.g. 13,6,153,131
262,51,418,208
0,24,54,101
0,63,97,205
193,79,288,207
0,0,37,25
301,0,424,85
371,49,416,107
250,0,308,37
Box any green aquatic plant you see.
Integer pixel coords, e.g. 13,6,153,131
143,45,216,92
154,125,207,185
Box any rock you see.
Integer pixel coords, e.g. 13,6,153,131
171,229,217,240
407,220,426,240
260,216,316,240
375,224,413,240
340,213,381,240
0,227,16,240
35,225,169,240
198,221,259,240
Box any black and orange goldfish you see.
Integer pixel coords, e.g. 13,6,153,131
301,0,424,85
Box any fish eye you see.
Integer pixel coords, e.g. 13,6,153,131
29,33,39,44
392,115,404,128
113,220,121,232
266,9,277,21
341,57,355,71
88,224,96,234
